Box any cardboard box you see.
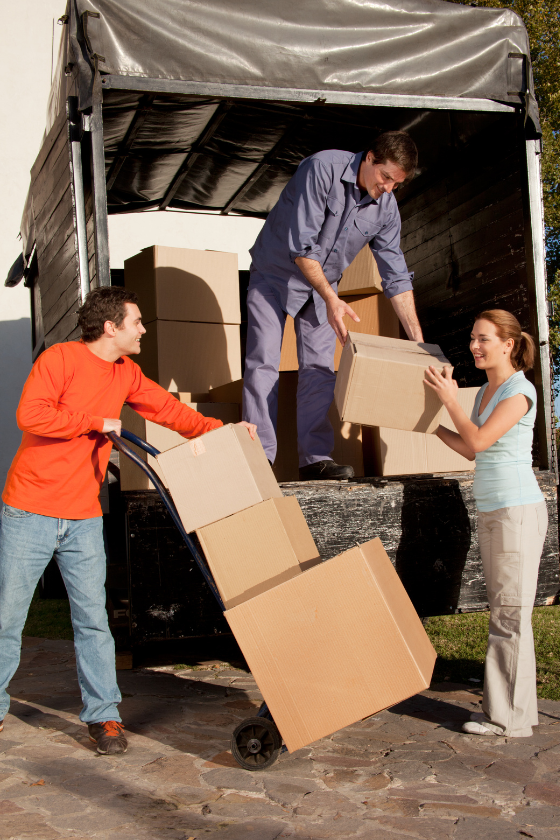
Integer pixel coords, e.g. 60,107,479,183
139,320,242,392
226,537,436,752
196,497,321,609
156,424,282,532
337,245,383,296
334,333,450,433
124,245,241,324
372,387,478,476
279,293,402,372
208,379,243,405
119,402,241,491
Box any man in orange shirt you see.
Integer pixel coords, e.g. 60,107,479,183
0,287,256,755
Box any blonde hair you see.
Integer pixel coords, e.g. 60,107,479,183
475,309,535,372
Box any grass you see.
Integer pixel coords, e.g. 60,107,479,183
22,595,560,700
424,605,560,700
23,590,73,641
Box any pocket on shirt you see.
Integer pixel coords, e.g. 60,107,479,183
354,217,383,239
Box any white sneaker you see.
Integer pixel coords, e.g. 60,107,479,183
462,719,493,735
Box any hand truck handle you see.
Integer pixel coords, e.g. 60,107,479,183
107,430,225,611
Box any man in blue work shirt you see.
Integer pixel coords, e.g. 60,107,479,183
242,131,424,480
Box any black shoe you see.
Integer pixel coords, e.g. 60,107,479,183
88,721,128,755
298,460,355,481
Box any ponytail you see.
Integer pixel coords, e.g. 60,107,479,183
475,310,535,372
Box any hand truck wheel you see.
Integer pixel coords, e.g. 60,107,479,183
231,716,281,770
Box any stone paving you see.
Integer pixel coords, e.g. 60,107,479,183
1,637,560,839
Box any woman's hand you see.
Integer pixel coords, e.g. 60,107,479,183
424,365,458,406
237,421,257,440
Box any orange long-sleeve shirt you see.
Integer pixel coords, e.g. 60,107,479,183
2,341,223,519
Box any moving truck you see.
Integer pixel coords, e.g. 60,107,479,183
6,0,558,648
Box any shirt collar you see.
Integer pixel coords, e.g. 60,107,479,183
342,152,374,206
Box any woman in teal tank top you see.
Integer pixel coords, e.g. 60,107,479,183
425,309,547,738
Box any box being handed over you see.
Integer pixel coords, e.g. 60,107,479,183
335,332,450,433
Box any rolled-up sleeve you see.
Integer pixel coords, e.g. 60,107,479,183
371,200,414,299
287,159,333,263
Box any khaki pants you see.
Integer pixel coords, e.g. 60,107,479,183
478,501,548,737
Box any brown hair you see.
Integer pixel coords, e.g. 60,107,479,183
78,287,139,343
475,309,536,372
368,131,418,178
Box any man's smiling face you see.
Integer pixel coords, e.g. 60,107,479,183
113,302,146,356
357,152,408,200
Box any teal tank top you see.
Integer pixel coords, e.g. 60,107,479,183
471,370,543,512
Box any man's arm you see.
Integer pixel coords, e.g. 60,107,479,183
17,347,105,438
125,365,256,439
294,256,360,345
390,290,423,342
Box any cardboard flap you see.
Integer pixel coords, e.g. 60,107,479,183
347,332,449,367
358,539,437,685
233,426,283,502
272,497,321,570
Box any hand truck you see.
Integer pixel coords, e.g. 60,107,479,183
108,429,284,770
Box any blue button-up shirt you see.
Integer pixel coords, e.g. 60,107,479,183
249,149,414,324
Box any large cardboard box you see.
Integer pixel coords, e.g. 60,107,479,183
279,292,401,372
119,403,241,491
124,245,241,324
156,424,282,532
196,497,321,609
337,245,383,296
334,333,450,433
371,387,478,476
139,320,242,392
226,537,436,752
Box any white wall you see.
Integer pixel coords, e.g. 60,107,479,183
109,212,263,271
0,2,66,492
0,6,265,495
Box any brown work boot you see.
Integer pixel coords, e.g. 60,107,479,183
88,721,127,755
0,720,3,732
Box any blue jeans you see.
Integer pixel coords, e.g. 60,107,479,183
0,505,121,724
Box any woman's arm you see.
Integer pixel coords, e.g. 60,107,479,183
435,425,475,460
425,366,530,453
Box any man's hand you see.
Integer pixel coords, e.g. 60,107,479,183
294,256,360,344
102,418,122,435
326,296,360,345
237,421,257,440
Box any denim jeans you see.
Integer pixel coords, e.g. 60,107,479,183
0,505,121,724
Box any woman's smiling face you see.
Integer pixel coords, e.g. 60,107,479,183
470,318,513,370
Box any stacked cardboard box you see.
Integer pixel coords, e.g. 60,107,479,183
125,245,242,392
119,400,241,491
154,423,436,752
